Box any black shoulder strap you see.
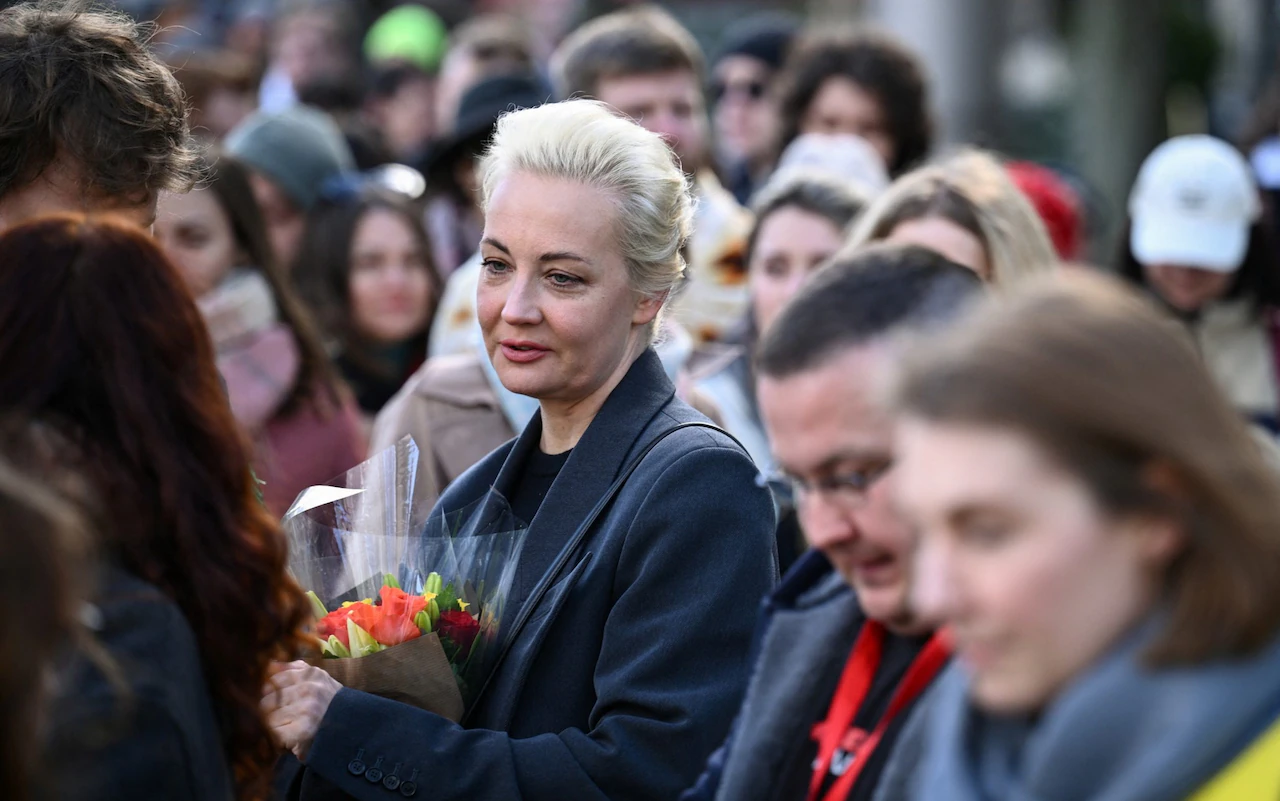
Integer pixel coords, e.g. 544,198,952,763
466,421,746,719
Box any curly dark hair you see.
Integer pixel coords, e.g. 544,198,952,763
0,0,199,203
775,30,932,177
0,215,312,801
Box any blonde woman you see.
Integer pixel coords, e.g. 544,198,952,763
265,99,778,801
845,150,1058,284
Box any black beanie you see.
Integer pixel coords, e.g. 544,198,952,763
714,13,801,71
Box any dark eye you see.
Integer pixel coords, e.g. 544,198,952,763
960,520,1012,548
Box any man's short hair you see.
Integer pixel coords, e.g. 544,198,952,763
757,244,982,379
0,1,198,202
552,6,704,100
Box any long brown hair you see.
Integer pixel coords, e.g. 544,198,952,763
895,270,1280,665
293,187,440,375
201,151,344,416
0,214,311,799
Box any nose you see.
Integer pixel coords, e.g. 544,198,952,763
911,535,958,624
797,491,859,554
500,271,542,327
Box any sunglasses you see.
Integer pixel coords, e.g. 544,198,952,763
711,79,768,104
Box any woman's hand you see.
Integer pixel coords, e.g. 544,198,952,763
261,660,343,762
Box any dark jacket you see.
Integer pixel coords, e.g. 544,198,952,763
681,550,934,801
282,348,779,800
43,564,233,801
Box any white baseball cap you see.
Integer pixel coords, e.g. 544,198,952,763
1128,135,1261,273
774,133,891,199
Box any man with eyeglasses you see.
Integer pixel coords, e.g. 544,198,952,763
681,245,981,801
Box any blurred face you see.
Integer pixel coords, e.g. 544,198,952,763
596,70,709,175
377,75,436,160
759,345,923,632
348,208,434,344
275,12,346,85
896,420,1168,714
713,55,777,166
478,172,661,405
886,217,991,281
1141,263,1235,313
801,76,895,171
750,207,844,333
248,172,304,270
434,50,479,134
199,86,256,141
154,189,241,298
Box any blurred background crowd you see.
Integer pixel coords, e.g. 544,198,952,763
24,0,1275,521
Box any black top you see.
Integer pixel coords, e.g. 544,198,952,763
785,630,931,801
509,447,572,527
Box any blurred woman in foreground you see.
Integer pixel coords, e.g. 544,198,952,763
0,215,311,800
894,271,1280,800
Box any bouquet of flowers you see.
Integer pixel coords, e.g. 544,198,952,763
283,437,527,721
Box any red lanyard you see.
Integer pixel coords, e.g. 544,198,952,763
806,622,951,801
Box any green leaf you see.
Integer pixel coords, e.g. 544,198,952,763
322,635,351,658
347,618,383,658
438,582,458,614
306,591,328,620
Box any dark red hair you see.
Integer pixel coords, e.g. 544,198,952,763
0,214,310,800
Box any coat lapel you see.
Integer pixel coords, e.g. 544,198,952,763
508,348,675,609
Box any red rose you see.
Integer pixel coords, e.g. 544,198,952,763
438,610,480,655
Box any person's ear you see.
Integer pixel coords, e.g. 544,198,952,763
1133,461,1191,567
632,289,667,327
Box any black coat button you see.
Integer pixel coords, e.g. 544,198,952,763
400,782,417,798
348,750,367,777
365,757,384,783
383,763,402,790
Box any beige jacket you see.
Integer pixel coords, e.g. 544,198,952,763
1194,300,1279,420
369,352,516,514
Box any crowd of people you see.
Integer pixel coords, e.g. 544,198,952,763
1,0,1280,799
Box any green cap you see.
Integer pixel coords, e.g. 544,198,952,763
364,5,448,72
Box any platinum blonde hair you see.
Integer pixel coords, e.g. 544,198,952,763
478,99,694,337
845,149,1058,286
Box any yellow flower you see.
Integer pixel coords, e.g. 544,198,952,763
458,599,471,612
342,599,374,608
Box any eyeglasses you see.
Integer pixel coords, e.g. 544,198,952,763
765,460,894,507
711,79,767,104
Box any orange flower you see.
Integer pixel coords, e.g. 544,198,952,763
379,585,428,619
